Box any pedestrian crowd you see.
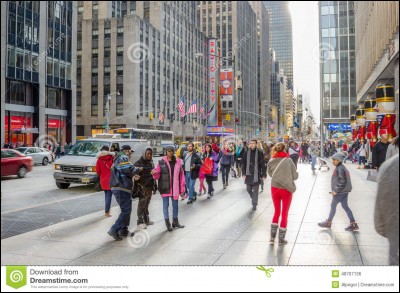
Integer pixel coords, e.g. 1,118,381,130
93,136,398,265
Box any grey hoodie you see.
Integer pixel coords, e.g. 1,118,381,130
267,157,298,193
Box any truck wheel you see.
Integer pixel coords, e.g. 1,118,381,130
56,182,70,189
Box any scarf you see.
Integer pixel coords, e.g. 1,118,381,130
235,146,243,157
272,151,290,159
246,148,259,183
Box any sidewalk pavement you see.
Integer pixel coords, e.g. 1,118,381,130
1,161,390,266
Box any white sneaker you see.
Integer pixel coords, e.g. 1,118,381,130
137,223,147,230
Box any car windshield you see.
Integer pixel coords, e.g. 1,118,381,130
67,141,109,157
15,148,27,153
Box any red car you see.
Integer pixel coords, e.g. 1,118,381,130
1,149,33,178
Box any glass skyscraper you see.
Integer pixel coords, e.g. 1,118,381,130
1,1,76,146
263,1,293,91
319,1,357,136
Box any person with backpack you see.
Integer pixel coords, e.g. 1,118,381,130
318,153,359,232
107,145,143,241
182,142,202,204
267,142,298,245
134,148,157,230
96,145,115,218
152,146,185,231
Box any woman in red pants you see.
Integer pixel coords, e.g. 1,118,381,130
267,142,299,245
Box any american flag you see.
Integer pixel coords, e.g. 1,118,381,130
178,96,185,117
159,111,164,122
205,104,214,118
199,102,207,115
186,99,197,114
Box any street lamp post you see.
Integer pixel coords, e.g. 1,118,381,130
105,90,120,133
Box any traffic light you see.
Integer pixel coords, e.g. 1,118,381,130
225,113,231,121
235,118,239,124
150,112,154,121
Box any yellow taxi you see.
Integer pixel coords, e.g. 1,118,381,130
176,141,203,158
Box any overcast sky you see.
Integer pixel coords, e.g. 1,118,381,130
289,1,321,123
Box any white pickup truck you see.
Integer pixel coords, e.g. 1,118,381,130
53,138,150,190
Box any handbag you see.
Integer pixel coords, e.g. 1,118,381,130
203,157,213,175
132,182,145,199
367,169,378,182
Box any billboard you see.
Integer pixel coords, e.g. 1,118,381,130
208,38,218,126
220,68,233,101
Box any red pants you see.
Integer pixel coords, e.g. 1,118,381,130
271,186,293,228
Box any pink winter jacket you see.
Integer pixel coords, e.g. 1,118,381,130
152,156,186,200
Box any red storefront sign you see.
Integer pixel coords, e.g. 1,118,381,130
4,116,32,131
48,119,64,128
4,116,64,130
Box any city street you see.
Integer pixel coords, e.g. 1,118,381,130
1,161,390,266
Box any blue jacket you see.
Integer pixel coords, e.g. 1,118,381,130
110,154,141,194
219,150,235,166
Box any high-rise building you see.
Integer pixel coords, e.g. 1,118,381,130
76,2,208,141
250,1,271,139
1,1,77,146
355,1,399,134
319,1,357,138
270,49,287,137
198,1,259,139
263,1,293,91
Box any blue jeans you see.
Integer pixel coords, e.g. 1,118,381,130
221,164,231,185
185,171,197,201
328,193,355,222
311,155,317,169
358,156,366,165
110,190,132,233
104,190,112,213
162,196,178,219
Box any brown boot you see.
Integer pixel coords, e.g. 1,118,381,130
105,212,112,218
270,223,279,243
278,228,288,246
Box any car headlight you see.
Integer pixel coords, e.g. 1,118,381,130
86,166,96,172
54,164,61,170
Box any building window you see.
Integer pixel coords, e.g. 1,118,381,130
92,29,99,40
104,66,110,77
104,28,111,39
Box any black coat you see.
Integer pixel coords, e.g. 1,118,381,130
182,151,202,179
372,141,389,168
134,157,157,190
242,149,266,185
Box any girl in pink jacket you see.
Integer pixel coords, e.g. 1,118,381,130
152,146,185,231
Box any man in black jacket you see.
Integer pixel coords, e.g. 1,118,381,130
182,142,202,204
134,148,157,229
372,134,390,170
242,139,266,211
